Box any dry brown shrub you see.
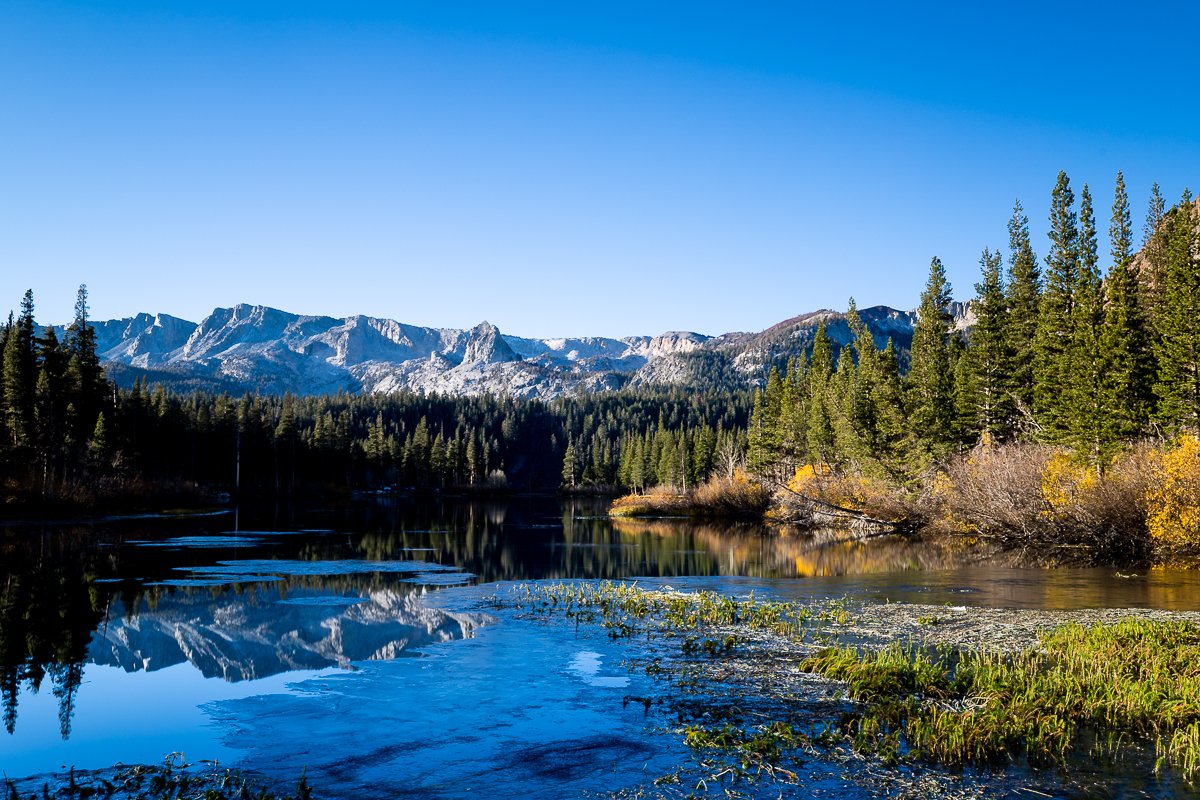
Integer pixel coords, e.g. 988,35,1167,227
689,472,772,518
769,465,917,530
937,443,1153,562
609,473,770,519
609,486,687,517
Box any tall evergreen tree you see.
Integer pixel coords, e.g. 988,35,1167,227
906,257,956,464
1101,170,1155,439
965,247,1014,444
561,436,578,488
1154,192,1200,432
804,323,837,469
35,326,69,495
746,369,783,478
66,285,105,443
1066,184,1109,464
1143,182,1166,246
1032,171,1079,441
3,291,36,450
1139,181,1169,336
1005,199,1041,427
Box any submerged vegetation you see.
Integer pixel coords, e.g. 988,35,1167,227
509,581,1200,796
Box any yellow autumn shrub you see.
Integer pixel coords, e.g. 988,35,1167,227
1041,451,1098,515
1147,435,1200,549
787,463,833,494
781,463,909,522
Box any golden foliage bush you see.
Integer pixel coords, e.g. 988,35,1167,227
773,464,913,526
1146,435,1200,550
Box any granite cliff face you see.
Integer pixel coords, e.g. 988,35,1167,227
89,303,972,398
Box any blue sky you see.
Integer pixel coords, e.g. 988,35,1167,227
2,1,1198,337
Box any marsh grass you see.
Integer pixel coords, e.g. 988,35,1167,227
512,581,853,645
802,619,1200,781
510,582,859,789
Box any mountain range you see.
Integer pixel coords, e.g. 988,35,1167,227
86,302,973,398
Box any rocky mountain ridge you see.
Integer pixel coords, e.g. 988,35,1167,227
86,302,973,398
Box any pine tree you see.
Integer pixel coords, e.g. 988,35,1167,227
1101,170,1154,439
1032,171,1079,440
1005,200,1041,427
65,285,106,445
906,257,956,463
776,357,807,474
1066,184,1109,465
965,247,1014,443
804,323,837,469
88,412,110,469
1139,182,1169,337
746,369,783,478
870,337,910,480
3,292,36,450
35,326,69,495
1154,192,1200,432
1143,182,1166,247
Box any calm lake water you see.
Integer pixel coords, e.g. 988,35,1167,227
3,496,1199,797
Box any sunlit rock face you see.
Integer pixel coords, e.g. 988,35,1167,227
90,587,492,681
84,303,970,398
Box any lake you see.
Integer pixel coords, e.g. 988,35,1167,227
3,496,1199,797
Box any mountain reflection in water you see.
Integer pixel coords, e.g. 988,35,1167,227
90,586,490,681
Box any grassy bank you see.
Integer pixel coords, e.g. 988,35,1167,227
508,581,1200,796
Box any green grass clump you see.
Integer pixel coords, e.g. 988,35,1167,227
683,721,806,781
802,618,1200,781
512,581,853,644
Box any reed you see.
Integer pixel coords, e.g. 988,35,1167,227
802,618,1200,780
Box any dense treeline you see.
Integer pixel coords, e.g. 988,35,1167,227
0,286,110,501
0,293,751,503
745,171,1200,486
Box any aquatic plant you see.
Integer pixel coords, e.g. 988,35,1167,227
512,581,853,644
802,618,1200,781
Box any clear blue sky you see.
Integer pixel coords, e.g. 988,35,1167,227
3,1,1198,338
